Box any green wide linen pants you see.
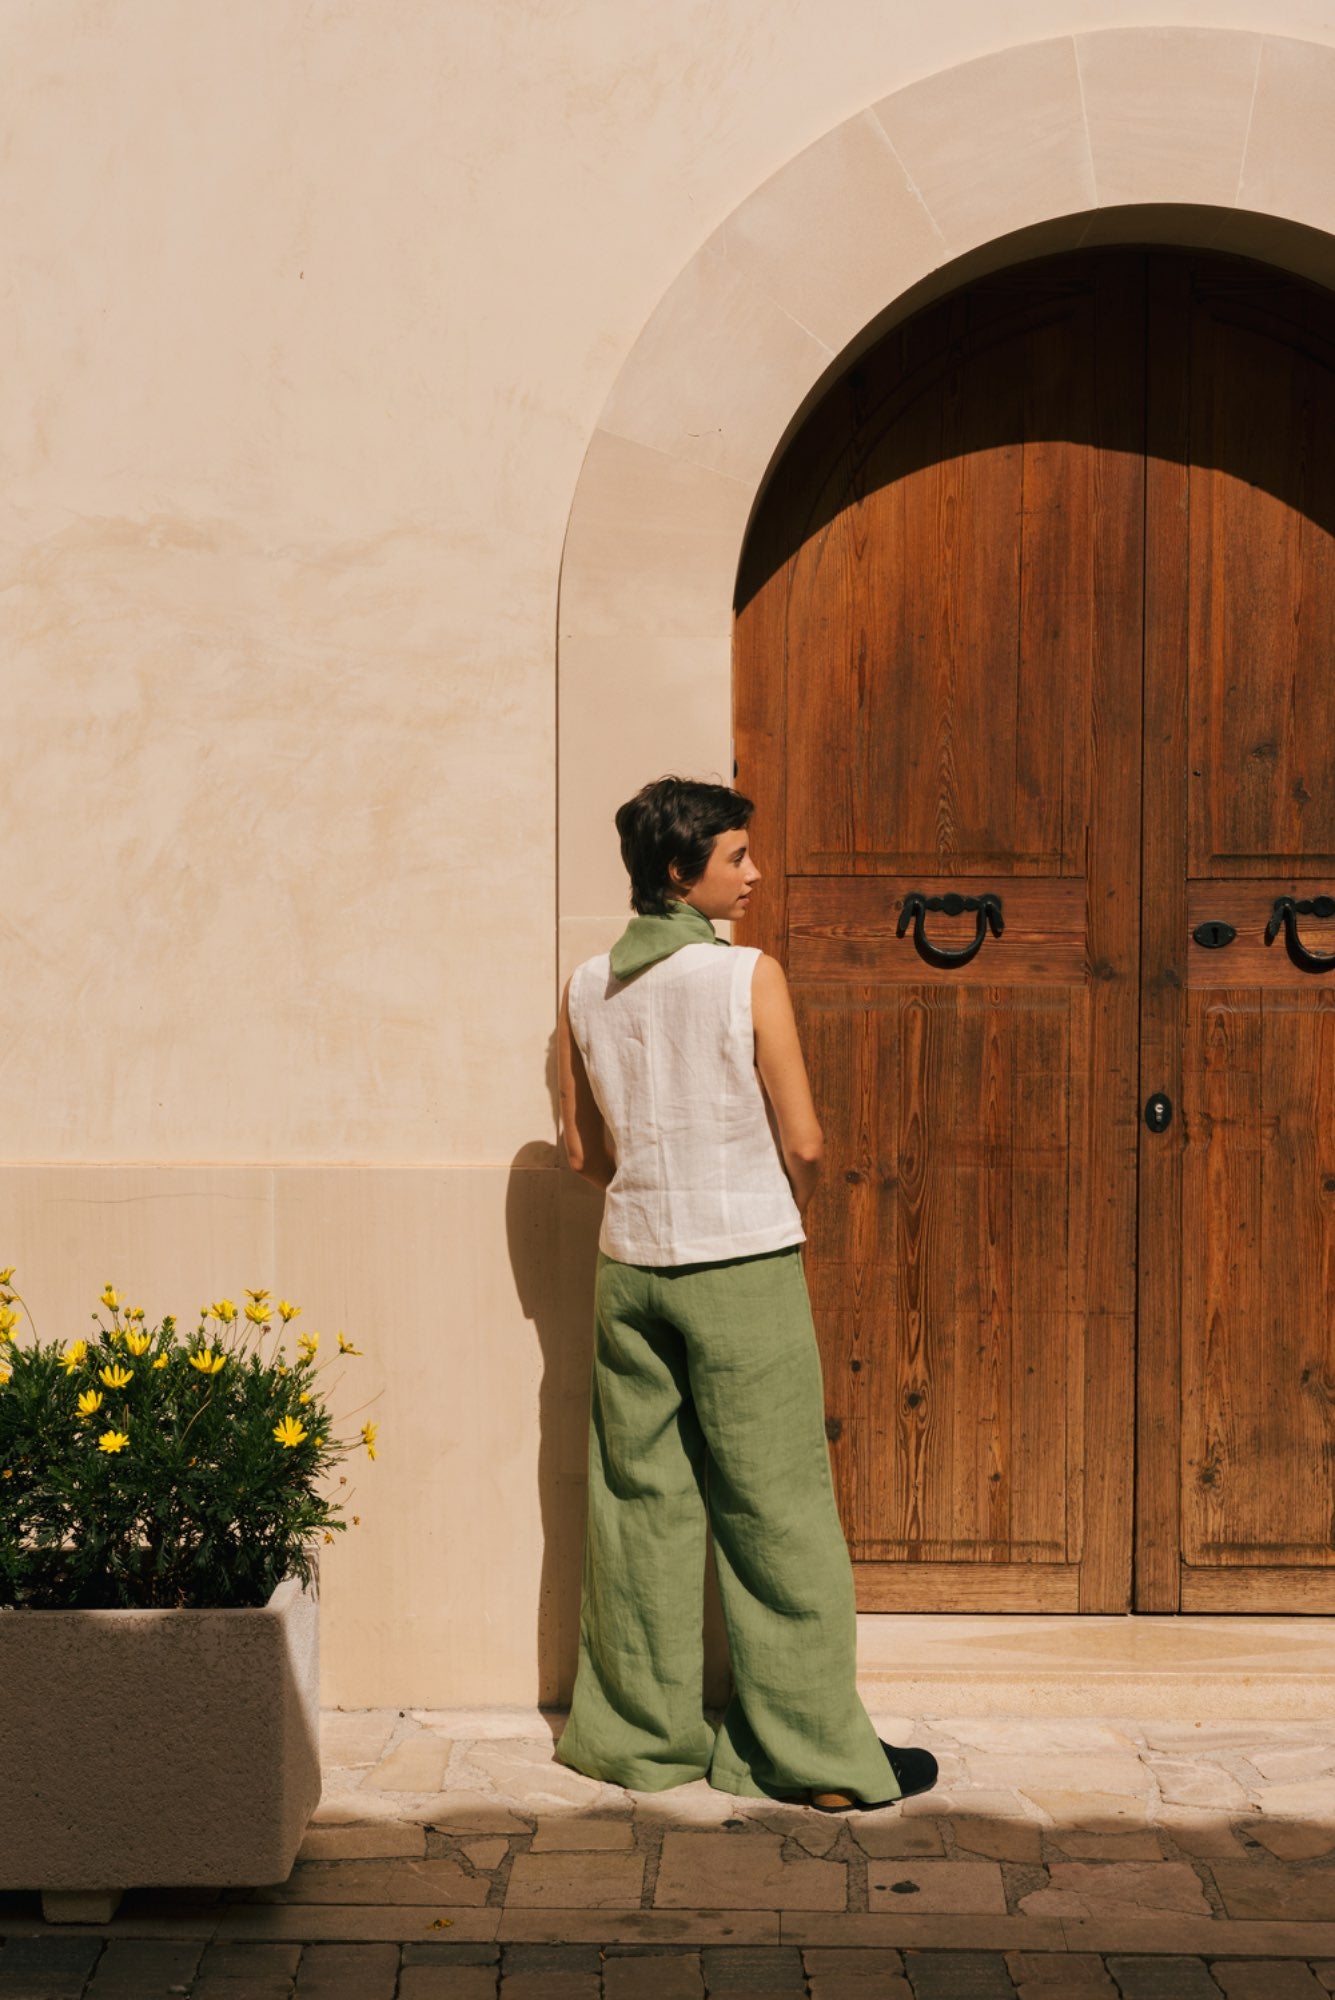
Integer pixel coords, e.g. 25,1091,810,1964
554,1243,900,1805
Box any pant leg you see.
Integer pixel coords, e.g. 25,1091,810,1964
664,1245,900,1806
553,1250,718,1792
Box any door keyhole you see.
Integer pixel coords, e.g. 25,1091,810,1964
1144,1092,1173,1134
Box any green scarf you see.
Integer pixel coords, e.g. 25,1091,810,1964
608,897,730,981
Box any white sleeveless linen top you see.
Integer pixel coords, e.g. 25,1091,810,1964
566,939,806,1267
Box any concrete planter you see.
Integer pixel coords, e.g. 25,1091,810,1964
0,1573,321,1922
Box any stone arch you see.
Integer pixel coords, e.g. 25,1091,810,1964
557,25,1335,974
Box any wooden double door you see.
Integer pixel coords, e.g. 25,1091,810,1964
735,246,1335,1614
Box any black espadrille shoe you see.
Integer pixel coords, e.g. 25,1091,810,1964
808,1740,939,1813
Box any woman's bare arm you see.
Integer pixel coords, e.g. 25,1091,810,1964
751,953,824,1216
558,977,617,1190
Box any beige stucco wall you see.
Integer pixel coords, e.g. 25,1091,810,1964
7,0,1335,1705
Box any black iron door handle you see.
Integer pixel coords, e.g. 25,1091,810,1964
897,892,1004,969
1265,896,1335,974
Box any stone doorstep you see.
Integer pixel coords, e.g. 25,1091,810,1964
854,1615,1335,1718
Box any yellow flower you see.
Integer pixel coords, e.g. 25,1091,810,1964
59,1340,88,1374
361,1421,378,1461
322,1530,335,1544
77,1389,104,1417
152,1353,170,1370
0,1305,20,1340
276,1363,289,1376
189,1349,226,1375
100,1284,121,1311
244,1302,271,1326
277,1300,300,1322
246,1288,271,1304
99,1363,133,1390
97,1429,130,1454
296,1332,319,1362
210,1299,237,1324
0,1365,10,1386
298,1391,311,1405
337,1332,362,1354
124,1329,152,1357
0,1267,14,1285
273,1415,307,1448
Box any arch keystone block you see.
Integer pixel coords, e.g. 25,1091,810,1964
1077,26,1262,209
870,37,1094,252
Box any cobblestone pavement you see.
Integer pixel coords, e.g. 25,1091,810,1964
4,1709,1335,1993
3,1939,1335,1996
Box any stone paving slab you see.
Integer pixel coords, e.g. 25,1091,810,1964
1061,1919,1335,1956
602,1957,706,1998
256,1859,491,1907
700,1942,806,1985
505,1852,644,1909
1006,1948,1119,1993
1102,1958,1226,1999
1208,1962,1330,1997
865,1860,1007,1915
396,1969,499,1999
496,1910,783,1945
781,1915,1071,1948
214,1904,503,1943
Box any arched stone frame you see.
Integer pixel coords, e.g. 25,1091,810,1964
556,24,1335,987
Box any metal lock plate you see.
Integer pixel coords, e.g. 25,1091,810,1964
1192,920,1237,949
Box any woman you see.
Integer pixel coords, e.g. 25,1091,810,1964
554,775,937,1811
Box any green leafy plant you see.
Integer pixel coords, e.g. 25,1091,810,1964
0,1270,379,1610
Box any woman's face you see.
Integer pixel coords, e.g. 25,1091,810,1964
669,827,762,922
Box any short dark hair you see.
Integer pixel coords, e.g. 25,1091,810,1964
614,776,755,916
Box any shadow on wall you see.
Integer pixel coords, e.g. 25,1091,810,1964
503,1030,731,1711
736,240,1335,617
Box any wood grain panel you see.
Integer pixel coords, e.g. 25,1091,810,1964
776,286,1109,879
1180,993,1262,1567
1181,989,1335,1566
1181,1567,1335,1611
1186,277,1335,875
788,877,1086,985
796,990,900,1545
797,981,1083,1565
1187,882,1335,985
855,1563,1080,1611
